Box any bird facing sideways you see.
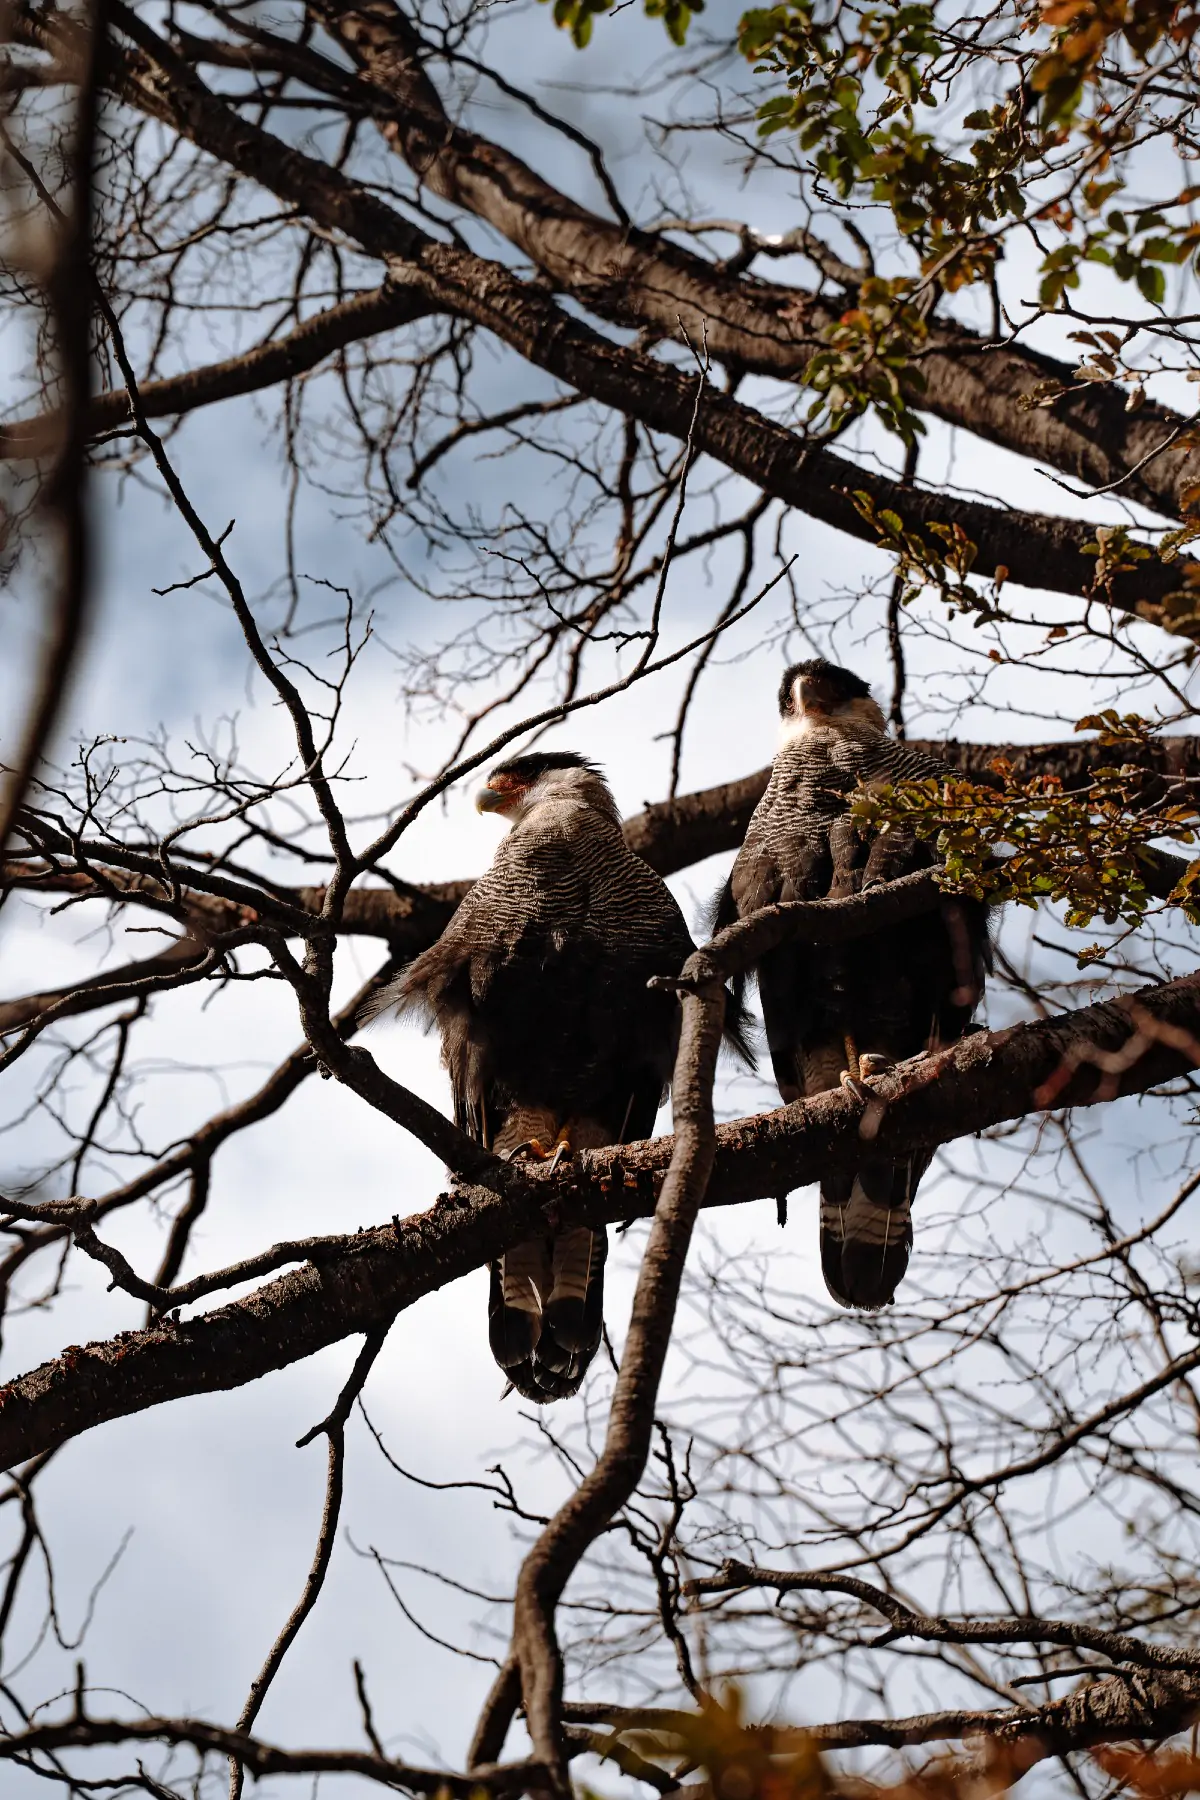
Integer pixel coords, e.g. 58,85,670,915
366,750,717,1403
716,660,991,1311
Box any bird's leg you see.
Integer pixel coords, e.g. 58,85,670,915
545,1124,575,1177
503,1139,556,1163
850,1053,894,1142
840,1040,894,1105
839,1033,870,1103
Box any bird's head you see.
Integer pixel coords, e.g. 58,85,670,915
778,659,886,742
475,751,617,825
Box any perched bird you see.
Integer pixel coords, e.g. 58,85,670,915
717,660,990,1310
366,750,698,1402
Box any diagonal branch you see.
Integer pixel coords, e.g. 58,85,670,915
1,893,1197,1476
0,931,210,1035
0,281,439,459
102,11,1199,630
228,1327,389,1800
305,0,1200,523
474,951,728,1782
16,2,1194,523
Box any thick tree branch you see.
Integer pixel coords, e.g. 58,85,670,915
563,1672,1200,1761
1,929,1197,1469
0,1712,544,1793
0,281,439,459
103,15,1199,629
10,2,1190,527
307,0,1200,523
802,1668,1200,1760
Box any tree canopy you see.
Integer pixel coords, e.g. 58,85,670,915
4,0,1200,1795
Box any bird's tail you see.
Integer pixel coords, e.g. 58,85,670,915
819,1160,917,1311
703,875,759,1069
488,1227,607,1402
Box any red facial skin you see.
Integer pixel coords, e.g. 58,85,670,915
477,772,532,815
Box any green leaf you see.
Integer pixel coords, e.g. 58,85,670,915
1136,262,1166,305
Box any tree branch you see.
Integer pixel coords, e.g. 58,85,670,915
482,951,727,1782
104,13,1199,630
0,1712,544,1793
683,1564,1200,1671
228,1328,388,1799
0,0,104,852
307,0,1200,524
1,914,1197,1470
0,282,439,459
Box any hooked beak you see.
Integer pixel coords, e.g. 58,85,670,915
476,784,511,814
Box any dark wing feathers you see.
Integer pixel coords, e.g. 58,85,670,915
376,799,697,1404
726,726,991,1310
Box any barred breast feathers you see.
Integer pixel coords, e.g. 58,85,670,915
749,726,950,845
361,767,690,1029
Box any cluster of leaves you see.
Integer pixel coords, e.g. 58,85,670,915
739,4,1027,254
1032,0,1198,124
804,277,928,444
618,1688,829,1800
1036,192,1189,307
849,488,1006,618
851,488,1198,643
1076,524,1200,641
543,0,701,46
1094,1747,1200,1797
851,712,1200,946
731,0,1200,447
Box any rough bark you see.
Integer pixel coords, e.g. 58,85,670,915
1,959,1196,1469
798,1669,1200,1755
308,0,1200,523
104,16,1200,628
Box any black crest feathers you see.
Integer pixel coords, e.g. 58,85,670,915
777,659,873,716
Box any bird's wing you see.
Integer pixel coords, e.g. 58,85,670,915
366,834,592,1146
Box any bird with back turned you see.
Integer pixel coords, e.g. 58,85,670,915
714,660,991,1310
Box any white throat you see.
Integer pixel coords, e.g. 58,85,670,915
779,694,887,747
